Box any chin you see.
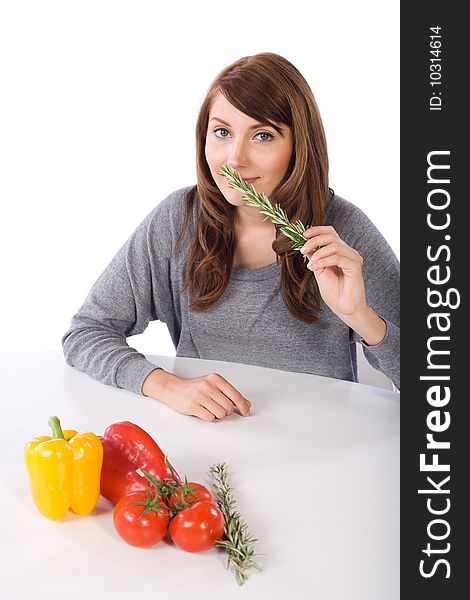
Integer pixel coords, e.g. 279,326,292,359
223,192,247,207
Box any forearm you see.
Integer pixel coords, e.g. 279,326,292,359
359,319,400,389
62,322,158,394
341,305,387,346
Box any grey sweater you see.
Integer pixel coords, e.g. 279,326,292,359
62,187,400,391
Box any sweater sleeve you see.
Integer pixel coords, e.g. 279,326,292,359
328,197,400,389
62,190,185,395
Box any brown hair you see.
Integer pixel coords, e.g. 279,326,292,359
183,52,331,322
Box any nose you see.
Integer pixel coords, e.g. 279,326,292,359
227,137,249,170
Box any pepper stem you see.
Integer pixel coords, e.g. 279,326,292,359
48,416,65,439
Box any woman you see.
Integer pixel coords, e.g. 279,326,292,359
62,52,400,421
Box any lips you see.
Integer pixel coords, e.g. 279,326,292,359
242,177,259,184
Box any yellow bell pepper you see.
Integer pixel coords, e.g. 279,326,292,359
24,416,103,520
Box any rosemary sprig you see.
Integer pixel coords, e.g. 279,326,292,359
209,462,262,586
218,164,308,250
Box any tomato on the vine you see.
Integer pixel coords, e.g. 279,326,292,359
169,500,224,552
113,490,170,548
168,482,214,512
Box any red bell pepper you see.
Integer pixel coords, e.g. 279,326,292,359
100,421,177,504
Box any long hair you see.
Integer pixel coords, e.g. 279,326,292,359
183,52,331,322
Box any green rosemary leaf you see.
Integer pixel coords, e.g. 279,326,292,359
209,462,262,586
218,164,308,250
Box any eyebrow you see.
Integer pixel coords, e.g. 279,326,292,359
209,116,285,135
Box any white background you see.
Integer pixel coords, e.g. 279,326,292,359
0,0,399,354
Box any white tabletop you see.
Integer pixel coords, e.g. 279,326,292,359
0,352,399,600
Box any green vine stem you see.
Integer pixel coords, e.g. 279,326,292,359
137,459,203,514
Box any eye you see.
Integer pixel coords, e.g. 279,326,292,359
214,127,230,138
255,131,274,142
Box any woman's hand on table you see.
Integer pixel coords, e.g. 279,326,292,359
142,368,251,421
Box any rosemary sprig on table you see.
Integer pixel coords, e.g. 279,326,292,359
209,462,262,586
218,164,308,250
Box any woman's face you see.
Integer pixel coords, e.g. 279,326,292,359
205,92,293,207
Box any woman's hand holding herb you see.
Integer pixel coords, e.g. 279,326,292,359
301,226,386,346
142,368,251,421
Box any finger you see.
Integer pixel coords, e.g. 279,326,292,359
234,401,251,416
200,396,230,420
308,243,362,266
208,387,235,416
308,254,362,273
307,242,347,262
191,404,218,422
299,233,340,256
207,373,251,416
303,225,337,238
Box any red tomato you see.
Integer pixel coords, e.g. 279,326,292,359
170,500,224,552
168,482,214,512
113,490,170,548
